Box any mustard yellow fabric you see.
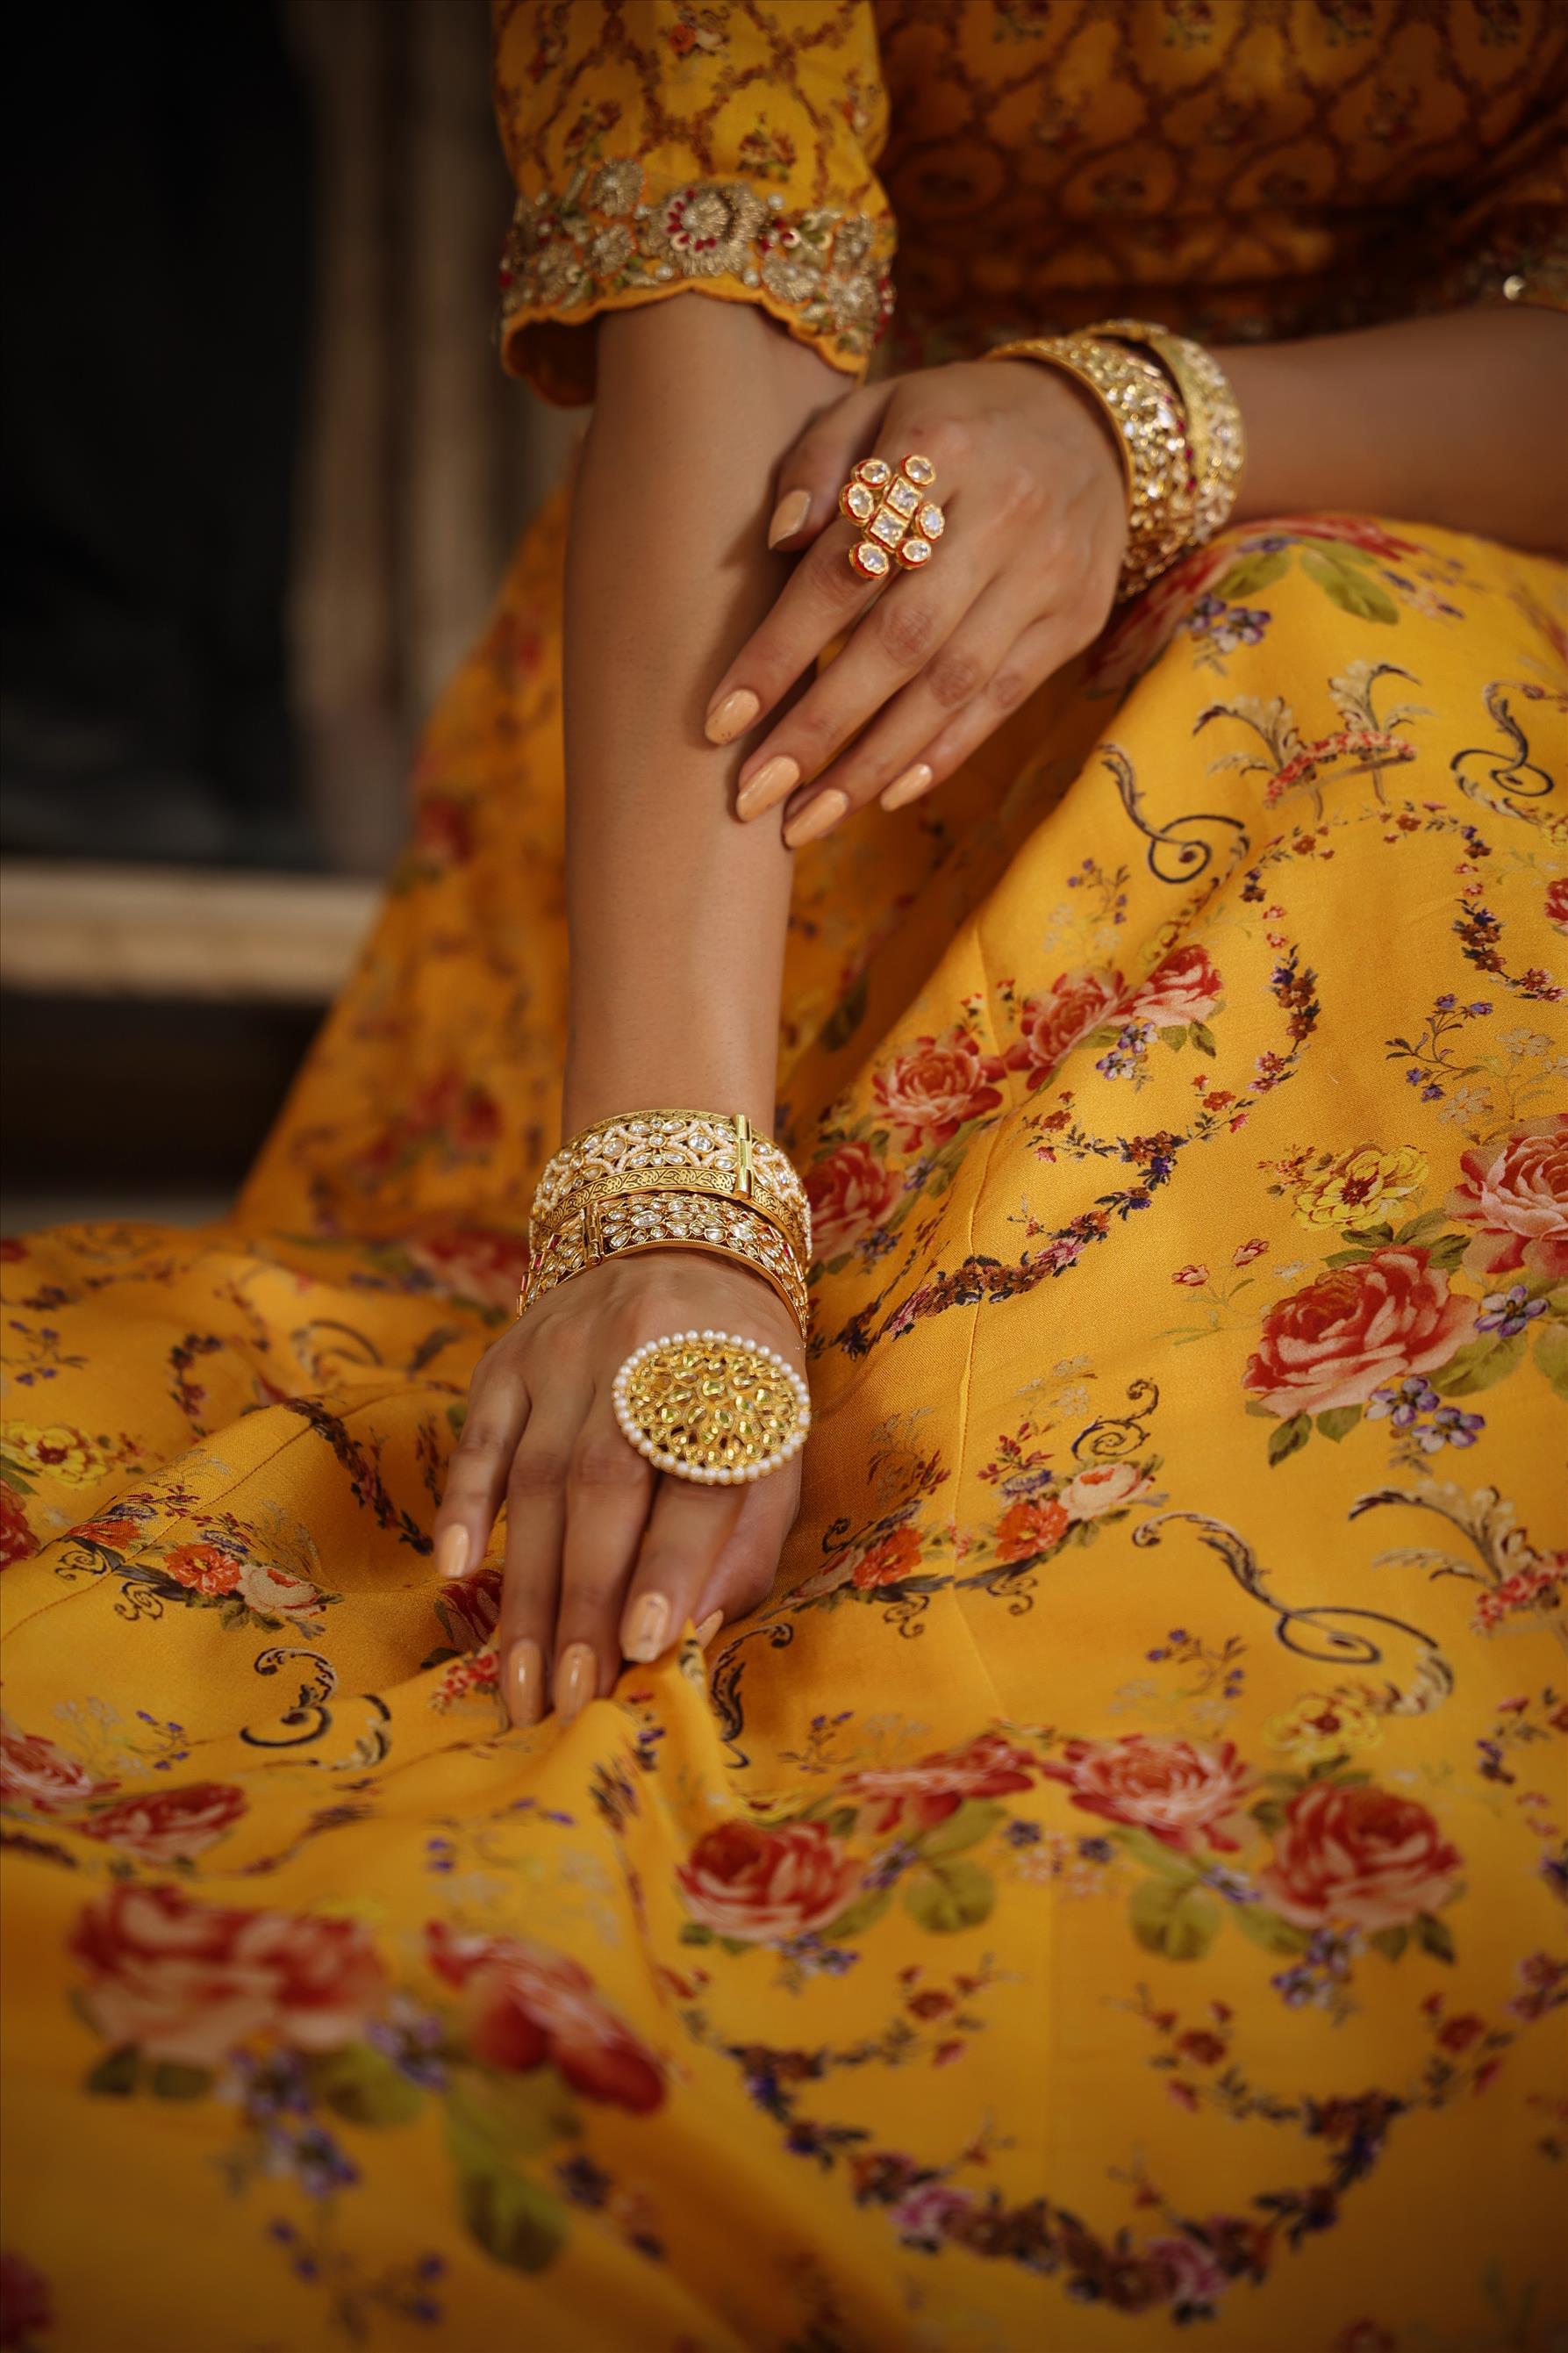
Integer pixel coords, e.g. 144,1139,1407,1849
4,8,1568,2352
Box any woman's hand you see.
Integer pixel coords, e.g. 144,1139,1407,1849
431,1255,803,1729
703,358,1128,843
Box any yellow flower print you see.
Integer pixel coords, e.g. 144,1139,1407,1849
1264,1685,1386,1764
4,1423,105,1489
1292,1144,1428,1231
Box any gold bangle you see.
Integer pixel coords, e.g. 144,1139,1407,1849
531,1108,810,1268
985,334,1197,600
522,1187,810,1339
1090,319,1244,548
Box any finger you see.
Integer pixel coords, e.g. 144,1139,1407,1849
551,1397,658,1721
784,599,1063,839
496,1381,591,1729
688,1471,800,1636
763,380,891,551
878,615,1076,818
616,1474,748,1667
432,1357,529,1583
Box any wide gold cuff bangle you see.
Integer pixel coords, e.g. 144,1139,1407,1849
985,334,1197,601
1089,319,1244,549
522,1187,809,1338
531,1108,810,1268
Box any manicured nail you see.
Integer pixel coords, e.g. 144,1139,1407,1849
554,1641,597,1721
705,686,761,745
435,1524,469,1581
784,789,849,849
505,1639,544,1727
693,1610,724,1648
622,1592,669,1664
880,761,934,813
767,488,811,548
736,754,799,820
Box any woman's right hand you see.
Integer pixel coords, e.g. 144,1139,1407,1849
431,1252,805,1729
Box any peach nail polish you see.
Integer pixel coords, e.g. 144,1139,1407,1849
555,1641,597,1721
736,754,799,819
880,761,934,813
435,1524,469,1581
505,1639,544,1727
784,788,849,848
705,686,761,745
693,1610,724,1648
622,1592,669,1664
767,488,811,547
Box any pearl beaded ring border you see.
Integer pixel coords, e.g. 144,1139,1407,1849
839,454,944,581
612,1330,811,1485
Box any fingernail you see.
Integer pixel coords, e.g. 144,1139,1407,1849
693,1610,724,1648
435,1524,469,1581
622,1592,669,1664
880,761,934,813
554,1641,597,1722
767,488,811,548
736,754,799,820
705,686,761,745
784,788,849,849
505,1639,544,1727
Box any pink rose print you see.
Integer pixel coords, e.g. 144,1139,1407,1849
1042,1734,1251,1854
873,1027,1006,1149
69,1883,388,2067
891,2181,973,2245
236,1560,326,1619
1059,1461,1154,1521
1128,943,1222,1029
1005,970,1124,1090
426,1922,663,2112
1232,1237,1268,1266
0,1724,116,1815
805,1140,899,1258
844,1730,1037,1835
676,1820,863,1943
1445,1116,1568,1283
1149,2234,1228,2310
1257,1779,1462,1930
80,1783,247,1866
1172,1264,1209,1287
1243,1246,1475,1418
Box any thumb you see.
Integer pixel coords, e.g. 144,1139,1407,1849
765,379,891,549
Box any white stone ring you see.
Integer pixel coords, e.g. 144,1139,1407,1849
839,453,945,582
612,1330,811,1485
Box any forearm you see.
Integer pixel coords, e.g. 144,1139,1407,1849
560,299,844,1137
1225,306,1568,554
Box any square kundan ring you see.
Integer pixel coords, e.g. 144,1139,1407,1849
839,454,945,580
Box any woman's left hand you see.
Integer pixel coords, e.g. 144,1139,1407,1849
703,357,1129,843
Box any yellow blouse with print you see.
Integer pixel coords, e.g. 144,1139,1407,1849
493,0,1567,404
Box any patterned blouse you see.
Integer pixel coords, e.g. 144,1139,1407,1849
492,0,1568,404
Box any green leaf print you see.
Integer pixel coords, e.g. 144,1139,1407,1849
1299,547,1399,624
1367,1926,1409,1962
819,1884,895,1942
306,2041,426,2127
1158,1023,1188,1050
1429,1331,1527,1398
1315,1406,1362,1442
451,2149,568,2273
1188,1020,1218,1057
85,2043,142,2098
446,2062,578,2163
1128,1876,1221,1962
1115,1826,1200,1883
149,2061,213,2101
820,968,869,1052
903,1857,995,1933
919,1799,1005,1859
1212,549,1291,599
1534,1319,1568,1399
1267,1414,1312,1467
1229,1905,1312,1957
1414,1911,1457,1964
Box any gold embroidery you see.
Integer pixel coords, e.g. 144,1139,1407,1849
499,159,893,368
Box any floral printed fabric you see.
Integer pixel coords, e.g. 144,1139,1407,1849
2,488,1564,2348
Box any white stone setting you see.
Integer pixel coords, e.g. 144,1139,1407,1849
898,537,932,567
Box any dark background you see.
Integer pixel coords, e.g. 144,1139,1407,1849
1,0,572,1229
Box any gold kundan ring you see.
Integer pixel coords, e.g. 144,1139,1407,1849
840,454,945,581
612,1330,811,1485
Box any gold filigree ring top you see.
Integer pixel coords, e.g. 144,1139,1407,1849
841,455,945,581
612,1331,811,1484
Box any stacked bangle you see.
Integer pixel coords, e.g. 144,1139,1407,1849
1092,319,1246,549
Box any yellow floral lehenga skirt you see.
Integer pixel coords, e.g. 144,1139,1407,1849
2,495,1565,2352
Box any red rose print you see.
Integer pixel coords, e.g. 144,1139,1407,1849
805,1140,899,1258
161,1542,242,1597
1444,1116,1568,1282
1232,1237,1268,1266
1171,1264,1209,1287
405,1227,527,1309
1128,943,1222,1030
81,1783,247,1866
1243,1246,1475,1418
1005,970,1124,1090
1,1724,116,1814
1257,1779,1462,1930
1547,878,1568,936
0,1486,35,1572
439,1565,505,1646
676,1819,863,1943
1436,2012,1486,2053
850,1526,924,1589
69,1883,388,2066
843,1730,1037,1833
426,1922,663,2111
994,1496,1070,1561
410,790,475,873
873,1028,1006,1149
1148,2234,1228,2309
1042,1734,1251,1854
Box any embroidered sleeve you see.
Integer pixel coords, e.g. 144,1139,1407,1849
491,0,896,405
1407,105,1568,319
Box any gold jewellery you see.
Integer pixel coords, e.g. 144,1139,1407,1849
985,323,1243,601
612,1330,811,1485
839,454,945,580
